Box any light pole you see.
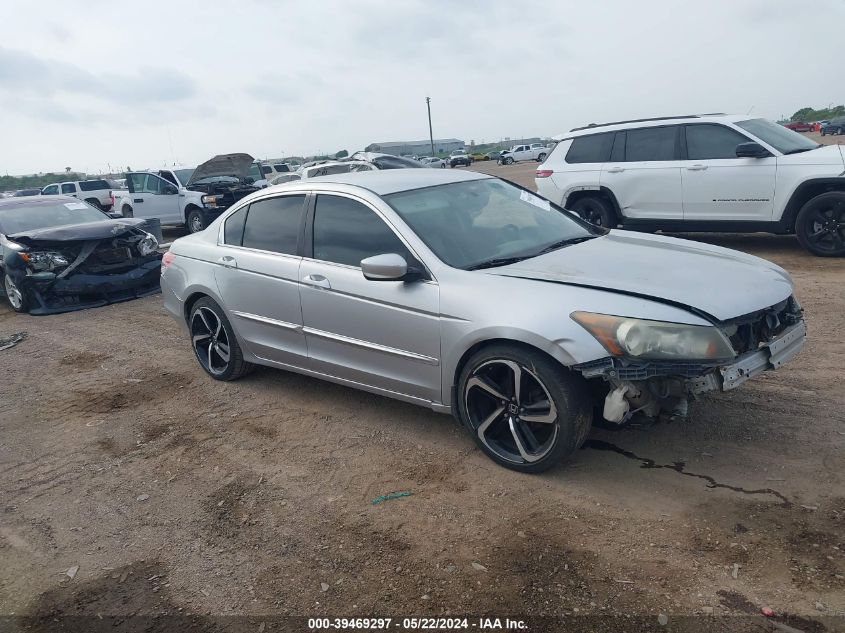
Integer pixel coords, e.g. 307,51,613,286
426,97,435,156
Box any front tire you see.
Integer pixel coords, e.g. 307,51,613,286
457,344,592,473
795,191,845,257
570,196,616,228
186,208,206,233
3,273,30,313
503,157,514,165
189,297,254,381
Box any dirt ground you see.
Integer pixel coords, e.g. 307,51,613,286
1,152,844,631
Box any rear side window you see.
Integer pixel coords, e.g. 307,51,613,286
61,183,76,194
565,133,614,164
685,124,749,160
241,195,306,255
313,195,409,267
624,127,677,161
223,206,248,246
79,179,109,191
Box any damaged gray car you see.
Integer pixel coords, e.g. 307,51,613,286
161,170,806,473
1,196,161,315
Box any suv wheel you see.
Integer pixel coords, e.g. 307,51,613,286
795,192,845,257
121,205,133,218
189,297,254,381
187,209,206,233
570,196,616,228
537,152,547,161
457,344,592,473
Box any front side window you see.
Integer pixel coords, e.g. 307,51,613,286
241,195,305,255
685,124,750,160
735,118,819,155
140,175,165,194
313,195,409,267
624,126,677,161
61,183,76,194
42,185,59,195
385,179,597,270
565,133,614,164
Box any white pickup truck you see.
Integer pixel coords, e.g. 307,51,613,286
113,154,263,233
499,143,551,165
40,179,114,210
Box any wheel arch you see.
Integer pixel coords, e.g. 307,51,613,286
781,178,845,232
184,202,202,223
564,186,622,219
444,330,580,414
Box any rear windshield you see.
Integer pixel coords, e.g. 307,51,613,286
79,179,110,191
0,200,105,234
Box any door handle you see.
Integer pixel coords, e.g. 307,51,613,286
606,167,625,173
303,274,331,289
217,255,237,268
686,164,708,171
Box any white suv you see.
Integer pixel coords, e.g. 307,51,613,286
536,114,845,256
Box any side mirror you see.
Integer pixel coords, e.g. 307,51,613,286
361,253,425,282
735,142,770,158
164,185,178,195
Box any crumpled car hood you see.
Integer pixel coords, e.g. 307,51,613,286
187,153,255,185
487,230,794,321
9,218,148,244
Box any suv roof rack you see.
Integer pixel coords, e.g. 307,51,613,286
569,113,726,132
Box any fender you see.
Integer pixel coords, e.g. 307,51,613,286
779,177,845,230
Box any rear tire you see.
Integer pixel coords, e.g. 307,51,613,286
570,195,616,228
537,153,547,162
795,191,845,257
85,198,102,210
457,344,592,473
121,205,133,218
189,297,254,381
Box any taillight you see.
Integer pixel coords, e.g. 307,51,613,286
536,170,553,178
161,251,175,273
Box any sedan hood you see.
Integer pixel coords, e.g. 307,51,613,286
487,231,794,322
9,218,148,244
187,153,255,185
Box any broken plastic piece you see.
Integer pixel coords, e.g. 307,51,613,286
371,491,413,505
603,385,631,423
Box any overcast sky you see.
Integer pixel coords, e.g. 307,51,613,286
1,0,842,175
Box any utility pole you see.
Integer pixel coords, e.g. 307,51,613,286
426,97,435,156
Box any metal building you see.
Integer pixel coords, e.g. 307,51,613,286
365,138,465,157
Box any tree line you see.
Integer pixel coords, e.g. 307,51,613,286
791,105,844,122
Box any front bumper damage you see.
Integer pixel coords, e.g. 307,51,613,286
575,319,807,424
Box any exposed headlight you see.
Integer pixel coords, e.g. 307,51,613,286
202,194,223,208
20,251,69,272
571,312,735,361
137,233,159,256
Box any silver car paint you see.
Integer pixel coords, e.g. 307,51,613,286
161,170,795,413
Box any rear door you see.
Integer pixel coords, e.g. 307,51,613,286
213,193,308,366
299,192,441,402
60,183,78,198
600,125,683,219
681,123,776,221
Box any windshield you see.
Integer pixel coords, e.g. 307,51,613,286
385,179,599,270
0,200,106,235
371,155,423,170
173,169,194,184
736,118,819,154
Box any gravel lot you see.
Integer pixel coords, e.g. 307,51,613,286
1,149,844,630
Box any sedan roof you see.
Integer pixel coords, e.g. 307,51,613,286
0,194,78,209
302,167,492,195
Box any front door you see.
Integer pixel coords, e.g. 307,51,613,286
299,193,441,403
127,174,180,222
213,194,308,366
681,123,776,221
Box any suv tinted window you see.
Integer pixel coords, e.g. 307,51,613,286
685,124,749,160
61,183,76,194
78,179,109,191
565,133,614,164
242,195,306,255
624,126,677,161
223,206,248,246
313,195,409,267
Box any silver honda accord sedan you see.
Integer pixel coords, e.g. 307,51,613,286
161,169,806,472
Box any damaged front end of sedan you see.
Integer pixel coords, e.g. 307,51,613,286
3,219,162,315
572,296,805,425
